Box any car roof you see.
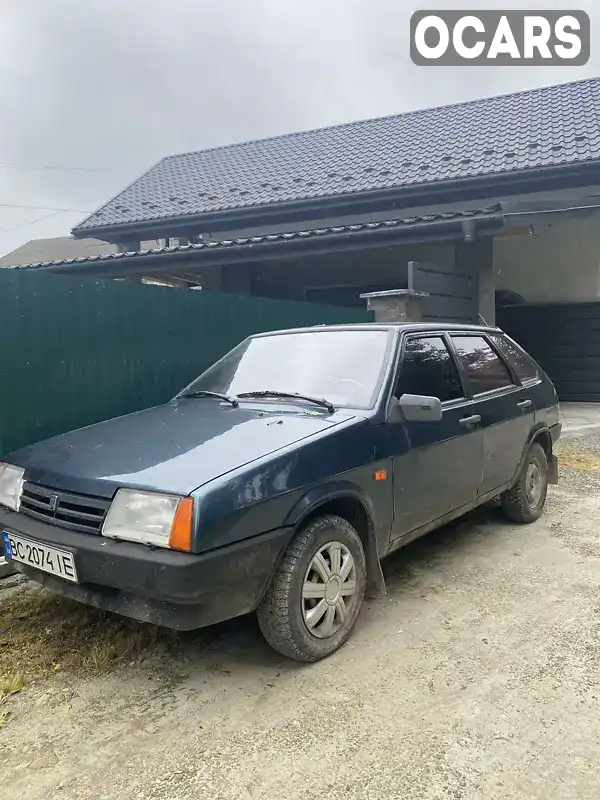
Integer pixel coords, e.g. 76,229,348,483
251,322,503,338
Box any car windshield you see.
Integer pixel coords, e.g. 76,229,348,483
180,329,392,410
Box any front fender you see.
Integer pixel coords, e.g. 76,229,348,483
283,478,388,600
284,479,376,530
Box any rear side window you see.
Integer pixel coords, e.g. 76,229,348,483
451,335,514,395
489,335,539,383
396,336,464,403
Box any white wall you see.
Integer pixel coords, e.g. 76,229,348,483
495,213,600,303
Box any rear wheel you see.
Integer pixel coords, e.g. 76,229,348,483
501,442,548,523
257,514,366,662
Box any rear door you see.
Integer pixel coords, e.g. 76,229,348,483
391,333,483,538
449,333,534,498
490,332,560,433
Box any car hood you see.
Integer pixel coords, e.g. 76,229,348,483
8,400,355,498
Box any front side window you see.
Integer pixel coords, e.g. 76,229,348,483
396,336,464,403
451,335,514,395
180,329,392,409
489,335,539,383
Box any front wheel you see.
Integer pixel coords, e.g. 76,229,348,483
257,514,366,662
501,442,548,524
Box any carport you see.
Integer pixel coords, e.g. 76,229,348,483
17,195,600,401
21,200,503,327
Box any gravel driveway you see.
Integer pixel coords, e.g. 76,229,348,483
2,441,600,800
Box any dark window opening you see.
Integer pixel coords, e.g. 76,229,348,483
396,336,464,403
489,335,539,383
452,335,514,395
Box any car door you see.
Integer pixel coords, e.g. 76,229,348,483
390,333,483,539
449,333,534,499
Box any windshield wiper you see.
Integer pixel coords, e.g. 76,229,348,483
178,390,239,408
236,390,336,413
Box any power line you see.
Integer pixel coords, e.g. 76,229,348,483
0,202,91,213
0,192,105,235
0,161,118,173
0,209,75,234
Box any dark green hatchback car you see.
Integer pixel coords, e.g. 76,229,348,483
0,323,560,661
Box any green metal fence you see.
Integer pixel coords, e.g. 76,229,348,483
0,270,372,455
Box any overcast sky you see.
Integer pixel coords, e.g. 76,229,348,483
0,0,598,256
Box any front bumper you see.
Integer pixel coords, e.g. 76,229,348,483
0,507,293,630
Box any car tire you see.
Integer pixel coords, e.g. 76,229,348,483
501,442,548,524
257,514,367,662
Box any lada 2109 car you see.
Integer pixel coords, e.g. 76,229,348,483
0,323,560,661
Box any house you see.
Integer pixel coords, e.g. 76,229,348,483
0,236,119,268
13,76,600,400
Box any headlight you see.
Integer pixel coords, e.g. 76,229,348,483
0,463,24,511
102,489,194,551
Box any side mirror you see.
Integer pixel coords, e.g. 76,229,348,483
396,393,443,423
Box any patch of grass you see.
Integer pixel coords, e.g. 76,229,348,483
555,440,600,471
0,673,23,704
0,587,179,688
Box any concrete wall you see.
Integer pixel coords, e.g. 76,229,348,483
495,213,600,303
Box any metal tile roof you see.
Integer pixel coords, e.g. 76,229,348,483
74,77,600,234
22,205,500,271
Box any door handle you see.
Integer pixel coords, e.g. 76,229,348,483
459,414,481,428
517,399,533,411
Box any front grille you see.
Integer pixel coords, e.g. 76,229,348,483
20,482,110,534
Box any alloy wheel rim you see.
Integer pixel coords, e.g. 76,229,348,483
526,460,543,507
302,541,358,639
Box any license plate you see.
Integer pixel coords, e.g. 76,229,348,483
2,532,78,582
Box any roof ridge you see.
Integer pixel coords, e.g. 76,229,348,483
161,76,600,163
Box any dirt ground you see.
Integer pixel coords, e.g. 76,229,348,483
2,447,600,800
